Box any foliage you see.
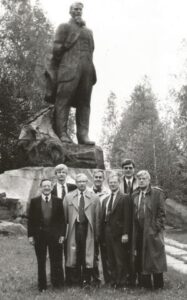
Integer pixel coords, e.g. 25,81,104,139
110,80,175,190
0,0,54,172
99,92,120,167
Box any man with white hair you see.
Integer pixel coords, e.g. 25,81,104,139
100,172,130,288
91,169,110,286
63,173,100,287
132,170,167,289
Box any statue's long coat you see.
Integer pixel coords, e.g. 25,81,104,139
45,19,96,106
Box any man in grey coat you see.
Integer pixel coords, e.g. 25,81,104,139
45,2,96,145
132,170,167,289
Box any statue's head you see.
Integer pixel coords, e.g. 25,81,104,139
69,2,84,19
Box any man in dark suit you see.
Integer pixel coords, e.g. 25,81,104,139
52,164,77,200
51,163,76,285
91,169,110,285
119,159,138,286
101,172,129,288
45,2,96,145
28,179,66,292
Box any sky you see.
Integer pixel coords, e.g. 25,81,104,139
38,0,187,142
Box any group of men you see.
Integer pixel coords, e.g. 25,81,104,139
28,159,167,292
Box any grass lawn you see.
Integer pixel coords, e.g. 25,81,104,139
0,235,186,300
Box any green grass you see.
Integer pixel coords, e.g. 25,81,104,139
0,235,186,300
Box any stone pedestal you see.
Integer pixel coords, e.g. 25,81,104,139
16,106,105,169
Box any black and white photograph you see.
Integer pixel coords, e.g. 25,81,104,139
0,0,187,299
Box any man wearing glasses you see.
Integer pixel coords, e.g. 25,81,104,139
120,159,138,195
120,159,138,286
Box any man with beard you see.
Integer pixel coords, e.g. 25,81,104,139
45,2,96,145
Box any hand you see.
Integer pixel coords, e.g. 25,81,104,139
28,237,35,245
59,236,65,244
121,234,128,244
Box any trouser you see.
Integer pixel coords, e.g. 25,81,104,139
141,273,164,289
92,241,101,284
73,221,92,285
34,230,64,290
135,224,164,289
105,224,125,286
100,241,111,284
55,57,94,141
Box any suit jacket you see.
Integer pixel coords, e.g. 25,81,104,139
119,176,138,195
27,195,66,240
52,183,77,199
101,190,130,240
63,189,101,268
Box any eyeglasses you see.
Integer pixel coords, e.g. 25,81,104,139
123,166,133,170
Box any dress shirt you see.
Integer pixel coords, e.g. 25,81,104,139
42,194,51,202
56,182,68,198
125,177,134,187
106,189,119,213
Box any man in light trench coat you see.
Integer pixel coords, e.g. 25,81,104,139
63,173,100,287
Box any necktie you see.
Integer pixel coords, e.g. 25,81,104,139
45,196,49,203
61,185,66,200
138,191,145,221
106,193,114,221
127,180,131,194
79,192,86,223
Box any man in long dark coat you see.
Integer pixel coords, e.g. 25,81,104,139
132,170,167,289
45,2,96,145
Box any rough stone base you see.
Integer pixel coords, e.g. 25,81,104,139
16,106,105,169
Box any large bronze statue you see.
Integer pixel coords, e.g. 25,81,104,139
45,2,96,145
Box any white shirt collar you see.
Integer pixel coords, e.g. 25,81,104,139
42,194,51,202
125,177,133,185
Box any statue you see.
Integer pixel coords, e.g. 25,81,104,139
45,2,96,145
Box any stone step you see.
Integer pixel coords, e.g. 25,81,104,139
165,237,187,251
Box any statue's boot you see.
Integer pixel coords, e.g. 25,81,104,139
55,106,73,143
76,106,95,145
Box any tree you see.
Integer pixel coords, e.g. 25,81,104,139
99,92,120,167
0,0,54,172
111,80,173,188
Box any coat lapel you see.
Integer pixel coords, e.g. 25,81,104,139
111,190,120,213
71,190,79,210
84,190,93,210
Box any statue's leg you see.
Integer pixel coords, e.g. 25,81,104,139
55,81,77,143
75,63,95,145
